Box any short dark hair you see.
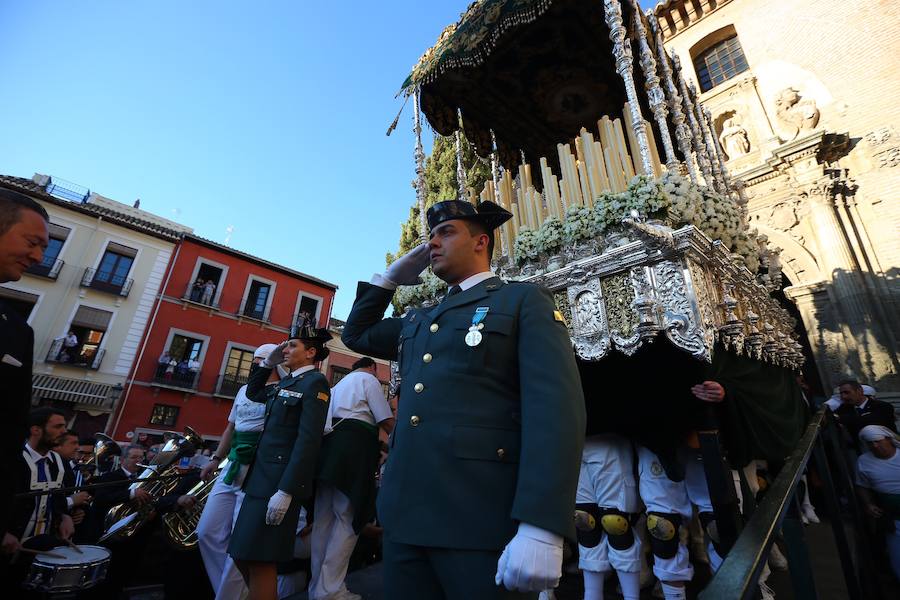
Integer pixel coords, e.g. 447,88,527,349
352,357,376,371
0,188,50,236
838,379,862,391
28,407,66,430
60,429,79,442
462,220,495,258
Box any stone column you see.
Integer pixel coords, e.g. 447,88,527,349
784,282,847,390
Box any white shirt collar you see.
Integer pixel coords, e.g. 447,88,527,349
24,442,49,460
858,398,870,410
290,364,316,378
457,271,495,291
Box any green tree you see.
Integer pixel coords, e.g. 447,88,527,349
387,133,490,265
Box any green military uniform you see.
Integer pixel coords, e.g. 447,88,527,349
228,363,331,563
343,275,586,598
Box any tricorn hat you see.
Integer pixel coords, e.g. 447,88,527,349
290,316,332,344
426,200,513,232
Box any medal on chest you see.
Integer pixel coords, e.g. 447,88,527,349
465,307,489,347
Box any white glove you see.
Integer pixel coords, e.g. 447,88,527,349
262,341,289,369
383,243,431,286
495,523,564,592
265,490,292,525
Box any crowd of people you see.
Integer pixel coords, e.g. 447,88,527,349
2,185,898,600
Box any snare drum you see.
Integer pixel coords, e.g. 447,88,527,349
24,544,111,593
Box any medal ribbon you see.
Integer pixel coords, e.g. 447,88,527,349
471,307,489,329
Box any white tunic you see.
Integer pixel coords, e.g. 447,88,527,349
326,370,392,430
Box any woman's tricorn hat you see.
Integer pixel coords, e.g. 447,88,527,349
290,316,332,344
426,200,513,231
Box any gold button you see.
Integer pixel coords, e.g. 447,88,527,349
414,382,424,393
430,323,439,333
423,353,432,363
410,415,420,426
497,448,506,459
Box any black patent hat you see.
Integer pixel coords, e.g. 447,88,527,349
290,315,332,344
426,200,512,232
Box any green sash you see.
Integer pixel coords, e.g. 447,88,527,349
223,430,262,485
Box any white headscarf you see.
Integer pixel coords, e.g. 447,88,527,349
861,384,877,398
858,425,900,450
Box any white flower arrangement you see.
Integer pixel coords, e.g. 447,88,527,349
514,227,540,265
536,216,565,255
563,204,594,244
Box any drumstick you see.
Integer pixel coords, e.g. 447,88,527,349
18,548,67,559
64,538,83,554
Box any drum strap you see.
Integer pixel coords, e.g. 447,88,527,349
22,447,65,539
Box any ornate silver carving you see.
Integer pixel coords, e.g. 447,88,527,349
631,265,661,341
648,13,696,183
629,2,678,170
455,109,467,202
413,89,428,238
604,0,654,175
672,52,715,187
568,279,611,361
651,260,709,360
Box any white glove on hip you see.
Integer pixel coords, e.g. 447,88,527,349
265,490,292,525
262,341,289,369
495,522,564,592
383,243,431,286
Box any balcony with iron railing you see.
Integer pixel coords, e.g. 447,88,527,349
236,305,270,323
214,373,250,399
151,365,201,392
45,338,105,370
81,267,133,298
181,282,219,309
26,258,64,280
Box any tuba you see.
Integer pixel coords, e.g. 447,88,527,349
163,458,228,549
77,433,121,484
100,426,204,543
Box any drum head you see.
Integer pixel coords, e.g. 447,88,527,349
36,544,110,564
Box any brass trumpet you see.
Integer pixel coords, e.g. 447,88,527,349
100,426,203,543
163,458,228,549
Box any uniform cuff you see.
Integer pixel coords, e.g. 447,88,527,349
518,522,563,546
370,273,398,291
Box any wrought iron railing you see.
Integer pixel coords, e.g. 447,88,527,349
26,258,64,280
700,409,879,600
214,373,249,398
45,338,105,370
151,368,201,391
81,267,133,297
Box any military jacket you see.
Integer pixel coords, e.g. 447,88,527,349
343,277,585,550
242,365,330,500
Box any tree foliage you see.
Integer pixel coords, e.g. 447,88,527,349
387,133,491,265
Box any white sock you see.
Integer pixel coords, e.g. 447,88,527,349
660,582,687,600
582,570,607,600
617,570,641,600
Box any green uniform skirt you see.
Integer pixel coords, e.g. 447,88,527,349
228,493,302,563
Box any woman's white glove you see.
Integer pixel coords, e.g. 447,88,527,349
262,341,289,369
383,243,431,286
265,490,292,525
495,523,563,592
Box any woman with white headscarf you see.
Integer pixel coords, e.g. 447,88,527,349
855,425,900,580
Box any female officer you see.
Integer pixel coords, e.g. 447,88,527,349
228,321,332,600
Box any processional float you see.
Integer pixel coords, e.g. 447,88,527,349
389,0,811,557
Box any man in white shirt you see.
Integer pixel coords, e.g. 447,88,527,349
308,357,394,600
855,425,900,580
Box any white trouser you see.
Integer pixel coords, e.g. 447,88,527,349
196,475,248,600
577,435,642,574
309,483,358,599
638,446,716,583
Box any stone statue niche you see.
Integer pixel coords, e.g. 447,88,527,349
715,110,751,160
773,87,820,142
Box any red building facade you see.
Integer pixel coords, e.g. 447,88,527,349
109,234,337,443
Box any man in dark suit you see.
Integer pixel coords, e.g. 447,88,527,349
835,379,897,442
342,200,586,598
0,188,49,558
79,444,151,544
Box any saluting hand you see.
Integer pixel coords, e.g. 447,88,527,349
262,342,289,368
383,242,431,286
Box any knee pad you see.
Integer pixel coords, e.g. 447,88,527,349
575,503,603,548
646,512,682,559
699,511,725,556
599,508,635,551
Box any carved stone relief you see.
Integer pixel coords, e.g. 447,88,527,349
718,115,751,160
773,87,820,141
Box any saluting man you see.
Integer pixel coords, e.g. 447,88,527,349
343,199,586,599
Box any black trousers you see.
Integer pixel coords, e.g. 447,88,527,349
382,539,538,600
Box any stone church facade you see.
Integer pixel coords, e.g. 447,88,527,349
656,0,899,401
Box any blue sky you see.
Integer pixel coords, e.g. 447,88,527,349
0,1,654,319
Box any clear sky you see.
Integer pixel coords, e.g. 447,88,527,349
0,0,654,319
